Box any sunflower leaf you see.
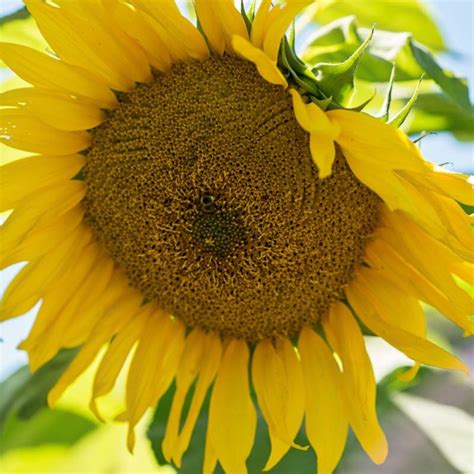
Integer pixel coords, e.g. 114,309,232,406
405,93,474,140
0,408,97,455
300,0,445,51
0,348,78,427
393,393,474,472
303,17,471,125
409,40,471,111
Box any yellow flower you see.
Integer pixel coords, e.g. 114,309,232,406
0,1,472,473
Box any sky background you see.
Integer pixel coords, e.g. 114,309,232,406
0,0,473,380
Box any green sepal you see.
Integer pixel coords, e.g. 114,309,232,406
310,96,333,111
240,0,255,35
346,89,377,112
280,36,316,79
388,74,424,128
279,38,321,97
312,27,374,106
288,20,296,50
377,63,397,121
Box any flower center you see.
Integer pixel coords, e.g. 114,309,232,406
83,56,380,342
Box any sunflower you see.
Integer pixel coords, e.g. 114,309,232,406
0,0,472,472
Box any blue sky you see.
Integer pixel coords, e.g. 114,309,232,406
0,0,473,379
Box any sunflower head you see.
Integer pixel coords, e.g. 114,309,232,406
0,0,472,473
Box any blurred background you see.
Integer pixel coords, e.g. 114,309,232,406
0,1,473,473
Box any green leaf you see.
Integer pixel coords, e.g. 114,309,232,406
0,348,79,427
301,0,445,51
405,93,474,140
409,41,471,111
0,408,97,455
393,393,474,472
303,19,471,114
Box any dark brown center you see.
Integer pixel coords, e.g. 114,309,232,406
83,55,380,342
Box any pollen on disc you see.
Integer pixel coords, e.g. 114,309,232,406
83,55,381,342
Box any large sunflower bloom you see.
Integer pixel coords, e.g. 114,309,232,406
1,1,472,473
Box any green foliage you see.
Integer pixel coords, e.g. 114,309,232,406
393,392,473,473
407,93,474,139
303,17,470,110
0,348,78,425
301,0,445,50
0,348,97,456
0,409,97,454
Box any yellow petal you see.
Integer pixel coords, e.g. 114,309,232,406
252,338,306,471
366,235,474,335
232,35,287,87
203,424,218,474
298,327,348,474
132,0,209,60
401,168,474,206
48,255,115,352
47,294,145,406
162,330,205,462
352,266,426,381
163,330,222,465
346,273,469,373
23,268,132,352
208,339,256,473
214,0,249,52
310,133,336,179
428,192,474,261
453,261,474,286
194,0,226,55
396,173,448,240
382,210,473,315
251,0,273,49
0,228,90,320
90,310,149,420
1,202,86,269
126,312,185,452
174,332,222,467
289,89,336,134
25,0,150,90
343,151,446,241
24,242,101,370
263,1,312,61
108,1,171,72
0,88,105,131
323,303,388,464
0,154,84,212
1,180,86,258
328,109,428,173
0,110,90,155
0,43,117,108
289,89,338,178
